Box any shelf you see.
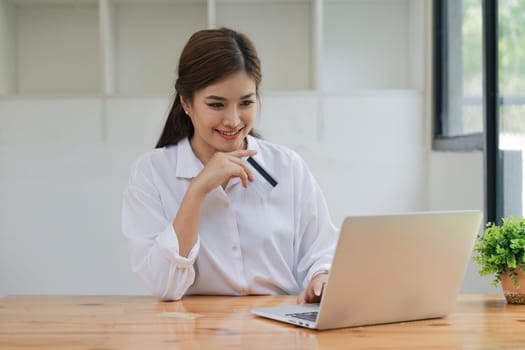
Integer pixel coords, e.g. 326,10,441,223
322,0,411,91
113,1,207,95
13,1,100,94
0,0,425,96
216,0,313,91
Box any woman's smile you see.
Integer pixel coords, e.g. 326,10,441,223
217,127,245,140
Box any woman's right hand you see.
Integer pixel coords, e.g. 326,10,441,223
191,149,257,196
174,149,256,257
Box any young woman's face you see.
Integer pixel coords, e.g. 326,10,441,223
183,71,257,163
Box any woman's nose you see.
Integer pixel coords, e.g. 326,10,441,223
222,107,240,127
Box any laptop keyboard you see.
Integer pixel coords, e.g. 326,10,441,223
286,311,318,322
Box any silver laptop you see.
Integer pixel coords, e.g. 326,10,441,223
252,210,482,330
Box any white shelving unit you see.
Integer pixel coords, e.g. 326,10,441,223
0,0,423,97
323,0,410,91
111,0,207,96
216,0,314,91
2,0,101,95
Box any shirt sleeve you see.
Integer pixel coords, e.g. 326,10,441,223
121,156,199,301
292,156,338,289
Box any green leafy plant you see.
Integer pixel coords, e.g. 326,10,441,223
473,216,525,288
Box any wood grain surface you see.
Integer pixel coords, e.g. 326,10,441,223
1,294,524,349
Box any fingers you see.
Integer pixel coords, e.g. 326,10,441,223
305,286,322,304
296,286,321,304
227,155,255,187
298,273,329,304
227,149,257,184
228,149,257,158
297,284,318,304
296,290,307,304
313,279,326,297
196,150,257,192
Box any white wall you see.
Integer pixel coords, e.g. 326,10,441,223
259,91,426,225
1,95,494,296
0,91,426,296
0,97,166,295
427,152,497,293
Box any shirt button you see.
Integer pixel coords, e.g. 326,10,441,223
232,245,238,251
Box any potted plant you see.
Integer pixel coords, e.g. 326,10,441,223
473,215,525,304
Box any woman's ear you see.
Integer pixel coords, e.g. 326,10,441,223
180,96,191,116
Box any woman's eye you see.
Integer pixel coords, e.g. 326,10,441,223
241,100,255,106
207,103,224,108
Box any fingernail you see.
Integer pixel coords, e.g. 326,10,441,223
314,288,321,296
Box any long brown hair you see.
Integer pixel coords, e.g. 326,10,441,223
156,28,262,148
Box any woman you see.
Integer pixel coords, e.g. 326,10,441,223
122,28,337,303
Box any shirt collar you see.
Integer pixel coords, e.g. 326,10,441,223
245,134,267,167
175,137,203,179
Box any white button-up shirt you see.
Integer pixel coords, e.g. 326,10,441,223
122,135,338,300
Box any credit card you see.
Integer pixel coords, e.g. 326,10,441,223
246,156,278,195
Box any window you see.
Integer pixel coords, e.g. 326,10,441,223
434,0,525,222
433,0,484,151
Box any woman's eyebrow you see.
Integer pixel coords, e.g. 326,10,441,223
205,93,255,101
205,95,226,101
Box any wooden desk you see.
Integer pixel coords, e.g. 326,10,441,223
0,294,524,349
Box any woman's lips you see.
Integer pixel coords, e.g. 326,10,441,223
217,127,244,140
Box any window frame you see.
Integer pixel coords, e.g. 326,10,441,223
433,0,502,223
482,0,501,224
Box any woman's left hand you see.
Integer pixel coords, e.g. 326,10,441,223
296,272,329,304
